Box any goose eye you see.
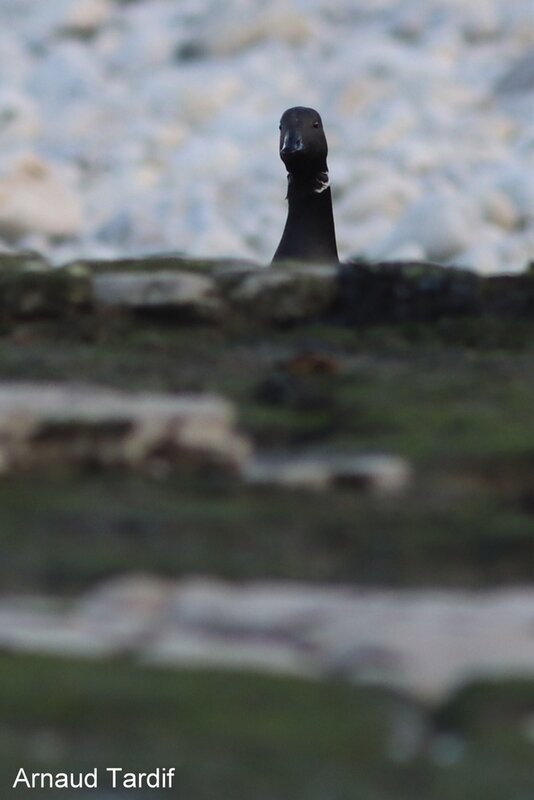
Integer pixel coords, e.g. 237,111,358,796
313,121,320,128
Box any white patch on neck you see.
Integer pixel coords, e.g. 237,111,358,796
314,172,330,194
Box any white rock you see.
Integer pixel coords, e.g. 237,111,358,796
372,188,481,263
244,454,412,493
93,270,225,319
340,215,393,259
0,0,531,271
0,34,31,86
0,606,115,657
0,90,40,146
0,383,250,474
389,9,426,43
245,457,331,490
145,629,311,677
497,234,534,272
380,242,426,262
495,49,534,94
478,188,520,230
462,3,503,42
455,242,501,275
205,2,314,55
497,167,534,224
330,454,412,493
344,172,420,220
0,155,82,241
453,224,506,273
168,578,341,635
72,575,170,647
5,581,534,699
61,0,112,36
26,43,104,115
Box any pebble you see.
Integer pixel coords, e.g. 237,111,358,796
0,155,82,241
60,0,113,38
371,187,482,263
478,188,519,231
461,3,503,42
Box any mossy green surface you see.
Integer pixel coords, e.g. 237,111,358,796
1,474,534,593
1,318,534,589
1,263,534,796
1,655,533,800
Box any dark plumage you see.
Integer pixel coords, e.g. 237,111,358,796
272,106,339,264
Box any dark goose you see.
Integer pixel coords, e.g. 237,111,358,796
272,106,339,264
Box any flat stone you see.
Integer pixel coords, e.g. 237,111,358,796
0,606,115,658
144,630,311,677
167,578,344,637
4,581,534,701
71,574,171,648
92,270,225,321
307,589,534,699
244,453,412,493
0,383,250,474
227,265,338,323
213,262,264,292
330,454,412,492
244,457,331,490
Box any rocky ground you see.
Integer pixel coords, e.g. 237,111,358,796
1,252,534,797
0,0,533,271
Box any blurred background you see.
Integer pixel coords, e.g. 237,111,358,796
0,0,532,271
